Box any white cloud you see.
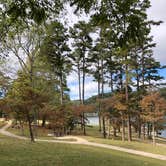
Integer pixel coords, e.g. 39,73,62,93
3,1,165,100
67,72,78,85
68,75,111,100
68,1,166,100
148,0,166,64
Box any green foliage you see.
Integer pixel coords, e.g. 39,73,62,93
0,0,63,24
69,0,97,13
85,92,113,104
7,71,49,115
40,21,71,104
159,88,166,99
0,0,165,143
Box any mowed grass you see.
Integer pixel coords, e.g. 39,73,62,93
0,121,6,128
7,124,166,155
79,126,166,156
83,136,166,156
8,125,52,138
0,134,165,166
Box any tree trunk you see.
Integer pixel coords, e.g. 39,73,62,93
152,121,155,146
127,114,132,142
101,58,106,138
82,54,86,135
78,64,82,104
113,127,117,137
82,112,86,135
118,127,120,133
142,123,145,140
107,119,110,139
134,125,138,133
138,117,141,139
60,74,63,105
102,116,106,138
100,116,103,133
33,109,38,137
147,122,150,139
19,120,24,136
27,113,34,142
136,68,141,139
125,56,132,142
98,109,102,132
149,124,152,138
122,113,125,141
97,64,101,131
110,72,114,92
29,56,35,141
42,116,46,127
119,69,123,91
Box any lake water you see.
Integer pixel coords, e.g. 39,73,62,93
87,116,99,126
87,116,166,138
160,129,166,138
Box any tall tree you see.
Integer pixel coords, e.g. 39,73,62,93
70,21,92,135
140,92,166,145
2,24,45,141
40,21,71,105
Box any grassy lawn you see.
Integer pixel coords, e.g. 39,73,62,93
77,126,166,156
82,136,166,156
156,139,166,144
0,134,165,166
8,125,53,138
0,121,6,128
8,125,77,141
6,124,166,156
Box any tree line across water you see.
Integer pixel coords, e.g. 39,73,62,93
0,0,166,144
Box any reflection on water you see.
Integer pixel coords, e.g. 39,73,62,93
87,116,166,138
160,130,166,138
87,116,99,126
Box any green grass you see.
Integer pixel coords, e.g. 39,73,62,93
77,126,166,156
8,125,53,138
0,134,165,166
8,125,77,141
0,121,6,128
7,124,166,156
82,136,166,155
155,137,166,144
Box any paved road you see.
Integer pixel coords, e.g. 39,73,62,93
0,121,166,161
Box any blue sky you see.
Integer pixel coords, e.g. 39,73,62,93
4,0,166,100
68,69,166,100
67,0,166,100
159,69,166,79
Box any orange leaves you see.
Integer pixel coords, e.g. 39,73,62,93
72,104,95,116
140,92,166,122
100,93,127,112
0,99,11,114
46,104,95,129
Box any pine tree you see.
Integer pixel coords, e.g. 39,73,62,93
70,21,93,135
40,21,71,105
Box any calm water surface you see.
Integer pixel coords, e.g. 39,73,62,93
160,129,166,138
87,116,166,138
87,116,99,126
